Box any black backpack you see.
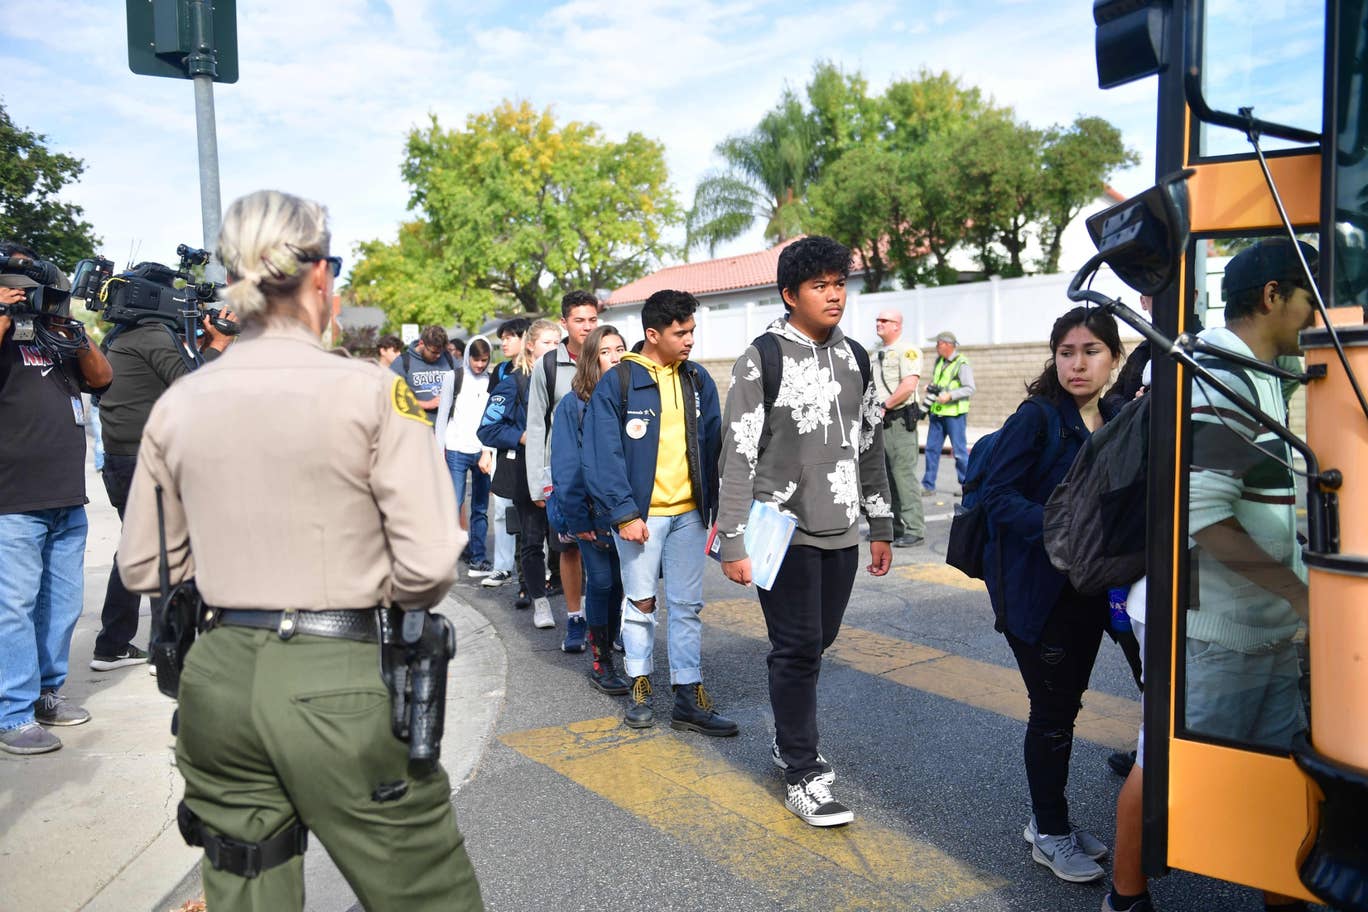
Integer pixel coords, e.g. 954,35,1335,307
1041,357,1258,595
750,331,872,451
541,348,561,431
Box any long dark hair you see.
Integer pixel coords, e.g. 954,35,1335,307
571,325,624,401
1025,306,1124,402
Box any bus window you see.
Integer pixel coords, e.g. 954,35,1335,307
1179,235,1315,754
1331,0,1368,311
1197,0,1324,159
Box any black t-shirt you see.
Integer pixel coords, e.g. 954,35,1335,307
99,323,212,456
0,336,96,513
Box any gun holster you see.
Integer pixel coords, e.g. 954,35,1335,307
379,609,457,768
150,580,203,699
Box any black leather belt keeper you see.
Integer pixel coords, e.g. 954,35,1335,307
206,607,380,643
178,801,308,878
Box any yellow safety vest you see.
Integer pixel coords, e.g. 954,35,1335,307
930,354,969,417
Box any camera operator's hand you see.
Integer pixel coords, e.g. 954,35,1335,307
0,287,21,341
202,307,237,352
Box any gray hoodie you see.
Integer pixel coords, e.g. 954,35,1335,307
716,317,894,561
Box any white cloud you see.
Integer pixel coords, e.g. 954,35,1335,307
1,0,1163,294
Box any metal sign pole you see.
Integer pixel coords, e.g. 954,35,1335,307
192,73,225,283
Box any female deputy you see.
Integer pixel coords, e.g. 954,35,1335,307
115,190,483,911
980,305,1122,886
549,324,630,693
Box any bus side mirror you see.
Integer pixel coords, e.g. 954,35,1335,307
1094,0,1170,89
1085,169,1195,296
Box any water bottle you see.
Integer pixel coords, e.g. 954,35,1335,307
1108,587,1131,634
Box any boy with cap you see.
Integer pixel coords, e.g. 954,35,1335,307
1103,237,1317,912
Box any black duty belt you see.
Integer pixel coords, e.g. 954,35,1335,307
206,607,381,643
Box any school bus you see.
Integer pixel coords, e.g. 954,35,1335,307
1083,1,1367,908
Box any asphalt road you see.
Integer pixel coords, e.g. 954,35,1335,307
330,485,1272,912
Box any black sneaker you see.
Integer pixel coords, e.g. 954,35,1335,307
481,569,513,588
513,586,531,610
771,739,834,785
90,644,149,671
466,560,494,578
785,772,854,827
1107,750,1137,777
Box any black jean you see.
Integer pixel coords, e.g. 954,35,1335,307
757,544,857,785
96,453,142,657
1004,586,1107,836
511,486,551,599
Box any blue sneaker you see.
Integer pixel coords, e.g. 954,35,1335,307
561,615,587,653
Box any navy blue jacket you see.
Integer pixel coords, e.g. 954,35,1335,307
982,395,1117,644
477,369,530,499
549,394,601,535
581,359,721,529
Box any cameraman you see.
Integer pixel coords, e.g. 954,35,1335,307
90,307,236,672
0,250,114,755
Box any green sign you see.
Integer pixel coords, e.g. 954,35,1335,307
126,0,238,84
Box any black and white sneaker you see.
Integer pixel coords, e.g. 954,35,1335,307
785,771,853,827
90,644,149,671
466,560,494,578
480,569,513,588
771,739,834,785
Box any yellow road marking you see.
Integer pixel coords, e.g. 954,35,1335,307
704,598,1140,751
894,562,986,592
501,718,1004,911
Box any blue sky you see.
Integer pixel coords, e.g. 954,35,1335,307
2,1,1181,281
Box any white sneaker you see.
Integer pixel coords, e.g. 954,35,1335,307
784,772,853,827
532,597,555,629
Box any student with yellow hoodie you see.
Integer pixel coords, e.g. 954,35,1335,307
581,290,733,735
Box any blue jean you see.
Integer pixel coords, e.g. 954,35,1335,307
922,412,969,488
577,533,622,629
445,450,490,563
0,507,88,730
613,512,706,684
490,495,516,574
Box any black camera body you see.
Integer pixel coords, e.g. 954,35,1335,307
72,247,236,336
0,253,80,349
920,383,943,413
0,255,70,319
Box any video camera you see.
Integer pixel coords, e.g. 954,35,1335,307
0,246,86,355
71,244,238,337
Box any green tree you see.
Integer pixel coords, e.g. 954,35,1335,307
0,102,100,270
952,114,1044,278
808,145,921,292
805,62,881,172
686,90,820,256
1035,116,1140,273
352,100,680,326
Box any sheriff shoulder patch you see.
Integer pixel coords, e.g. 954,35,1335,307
391,377,429,424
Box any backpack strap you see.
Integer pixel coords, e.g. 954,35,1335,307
535,348,561,436
752,332,782,415
615,361,632,422
845,337,872,391
1022,397,1065,493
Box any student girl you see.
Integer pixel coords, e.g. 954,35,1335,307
980,305,1123,885
549,325,630,694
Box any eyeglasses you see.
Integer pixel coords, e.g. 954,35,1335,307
875,318,899,324
295,253,343,277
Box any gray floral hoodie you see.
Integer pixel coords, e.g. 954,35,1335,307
716,316,894,562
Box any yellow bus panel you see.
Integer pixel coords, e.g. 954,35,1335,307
1167,738,1317,902
1188,155,1321,234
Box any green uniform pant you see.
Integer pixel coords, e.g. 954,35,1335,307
883,418,925,539
175,625,484,912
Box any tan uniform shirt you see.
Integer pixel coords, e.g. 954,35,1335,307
874,337,922,407
118,323,463,612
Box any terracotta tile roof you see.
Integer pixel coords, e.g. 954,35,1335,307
607,239,801,307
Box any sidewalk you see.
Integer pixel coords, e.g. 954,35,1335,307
0,453,507,912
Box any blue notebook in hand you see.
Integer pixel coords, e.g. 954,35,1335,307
707,500,798,591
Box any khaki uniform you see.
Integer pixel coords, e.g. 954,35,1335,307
874,337,925,541
118,323,482,911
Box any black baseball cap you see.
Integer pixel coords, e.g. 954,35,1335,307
1221,239,1318,301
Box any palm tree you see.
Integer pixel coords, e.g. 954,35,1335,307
686,91,819,257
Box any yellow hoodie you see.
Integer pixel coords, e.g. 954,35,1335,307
622,352,696,516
